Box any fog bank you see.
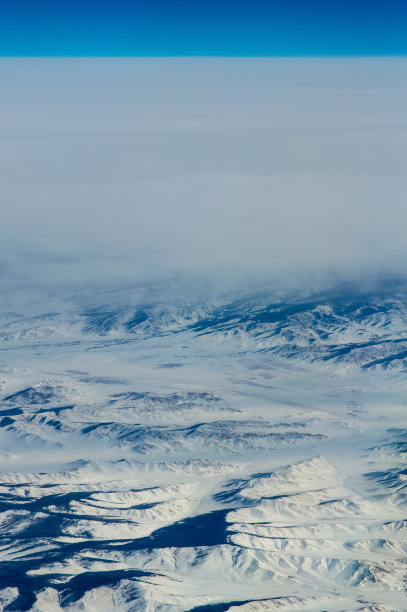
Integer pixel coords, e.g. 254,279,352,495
1,58,406,285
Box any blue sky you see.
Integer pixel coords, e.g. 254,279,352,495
0,0,406,56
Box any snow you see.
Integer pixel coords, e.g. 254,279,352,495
0,279,407,610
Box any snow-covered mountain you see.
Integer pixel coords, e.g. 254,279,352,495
0,278,407,611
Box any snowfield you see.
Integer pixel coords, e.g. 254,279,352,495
0,279,407,611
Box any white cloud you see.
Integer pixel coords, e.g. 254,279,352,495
1,57,406,283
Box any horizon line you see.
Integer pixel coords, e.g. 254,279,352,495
1,54,407,59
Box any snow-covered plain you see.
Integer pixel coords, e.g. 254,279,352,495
1,278,407,611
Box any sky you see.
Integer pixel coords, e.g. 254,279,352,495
0,0,406,57
0,57,406,287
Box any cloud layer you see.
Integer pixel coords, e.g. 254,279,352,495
1,58,406,284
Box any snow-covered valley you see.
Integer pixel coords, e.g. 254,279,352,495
0,279,407,611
